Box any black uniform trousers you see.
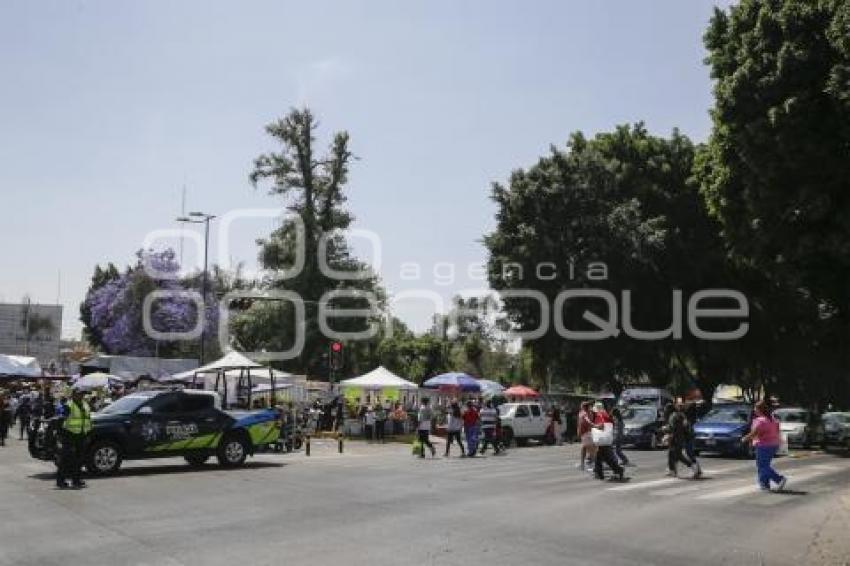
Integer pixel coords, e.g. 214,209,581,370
57,431,87,485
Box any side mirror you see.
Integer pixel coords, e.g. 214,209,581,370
137,406,153,415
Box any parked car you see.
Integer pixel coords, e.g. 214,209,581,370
773,407,824,449
497,402,551,446
693,403,753,458
617,387,673,410
620,405,664,449
822,412,850,453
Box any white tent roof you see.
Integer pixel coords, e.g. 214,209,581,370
173,351,262,375
166,367,293,382
165,351,292,383
340,366,418,390
0,354,42,377
81,355,197,381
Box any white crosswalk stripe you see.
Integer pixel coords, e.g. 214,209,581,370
605,464,752,492
696,464,842,500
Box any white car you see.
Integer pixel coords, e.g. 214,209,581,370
497,402,552,446
773,408,824,449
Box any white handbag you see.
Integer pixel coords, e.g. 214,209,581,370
592,422,614,446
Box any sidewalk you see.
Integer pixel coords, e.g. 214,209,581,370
804,487,850,565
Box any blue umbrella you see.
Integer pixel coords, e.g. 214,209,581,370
422,372,481,392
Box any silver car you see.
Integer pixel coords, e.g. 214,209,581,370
822,412,850,453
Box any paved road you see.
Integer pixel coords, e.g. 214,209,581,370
1,438,849,566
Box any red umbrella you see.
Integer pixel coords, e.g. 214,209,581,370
503,385,539,398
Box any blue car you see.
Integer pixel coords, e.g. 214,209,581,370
693,403,753,458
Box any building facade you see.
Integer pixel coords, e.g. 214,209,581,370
0,302,63,369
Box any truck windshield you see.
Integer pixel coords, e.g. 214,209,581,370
98,395,151,415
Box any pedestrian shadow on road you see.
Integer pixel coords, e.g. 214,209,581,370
771,488,809,496
28,461,285,481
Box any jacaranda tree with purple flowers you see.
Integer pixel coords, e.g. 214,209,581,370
81,249,219,358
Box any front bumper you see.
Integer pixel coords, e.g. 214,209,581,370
694,434,742,454
782,429,808,445
823,431,849,448
622,430,653,446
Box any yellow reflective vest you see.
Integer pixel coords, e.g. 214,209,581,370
63,401,92,435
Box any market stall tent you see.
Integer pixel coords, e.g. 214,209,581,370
340,366,419,406
0,354,42,378
168,351,290,408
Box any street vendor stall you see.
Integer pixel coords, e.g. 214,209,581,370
166,351,291,409
340,367,419,436
339,366,419,405
0,354,42,379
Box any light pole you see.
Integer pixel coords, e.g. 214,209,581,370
177,211,216,364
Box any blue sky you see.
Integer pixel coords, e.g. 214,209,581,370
0,0,731,339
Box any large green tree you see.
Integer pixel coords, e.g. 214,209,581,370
700,0,850,316
485,125,736,398
233,108,385,377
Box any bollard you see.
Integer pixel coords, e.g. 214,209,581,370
338,434,344,454
305,435,311,457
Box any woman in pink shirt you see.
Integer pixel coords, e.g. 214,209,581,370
741,400,787,491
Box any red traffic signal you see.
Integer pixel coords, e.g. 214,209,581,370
331,342,343,353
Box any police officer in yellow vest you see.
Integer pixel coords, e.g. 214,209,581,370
57,388,92,489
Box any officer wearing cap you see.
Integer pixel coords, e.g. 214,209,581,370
56,388,92,489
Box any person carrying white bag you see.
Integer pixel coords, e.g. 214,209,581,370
590,402,627,482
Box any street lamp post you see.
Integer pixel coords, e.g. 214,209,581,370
177,211,216,365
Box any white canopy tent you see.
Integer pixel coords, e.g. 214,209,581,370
0,354,42,378
339,366,419,406
165,351,292,408
340,366,418,390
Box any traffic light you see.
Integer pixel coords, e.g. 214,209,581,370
330,342,344,371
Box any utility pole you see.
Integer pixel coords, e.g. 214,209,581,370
23,297,31,356
177,211,216,365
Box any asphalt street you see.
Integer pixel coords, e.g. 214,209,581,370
1,438,849,566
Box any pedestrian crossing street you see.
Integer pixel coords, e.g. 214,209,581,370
286,443,850,508
3,441,848,510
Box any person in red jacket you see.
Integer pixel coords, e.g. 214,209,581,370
591,402,626,481
462,400,480,457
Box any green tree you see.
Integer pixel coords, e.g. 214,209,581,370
700,0,850,316
485,125,735,396
234,108,385,377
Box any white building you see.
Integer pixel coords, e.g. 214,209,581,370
0,302,63,369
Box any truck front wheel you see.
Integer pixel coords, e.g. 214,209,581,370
87,440,123,476
217,435,248,468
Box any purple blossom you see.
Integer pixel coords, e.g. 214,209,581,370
83,248,219,356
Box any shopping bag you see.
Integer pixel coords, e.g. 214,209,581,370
411,439,422,455
592,423,614,446
777,432,789,456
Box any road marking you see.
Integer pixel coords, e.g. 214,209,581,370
606,464,751,492
696,465,842,500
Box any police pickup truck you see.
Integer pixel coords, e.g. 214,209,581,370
29,390,281,475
